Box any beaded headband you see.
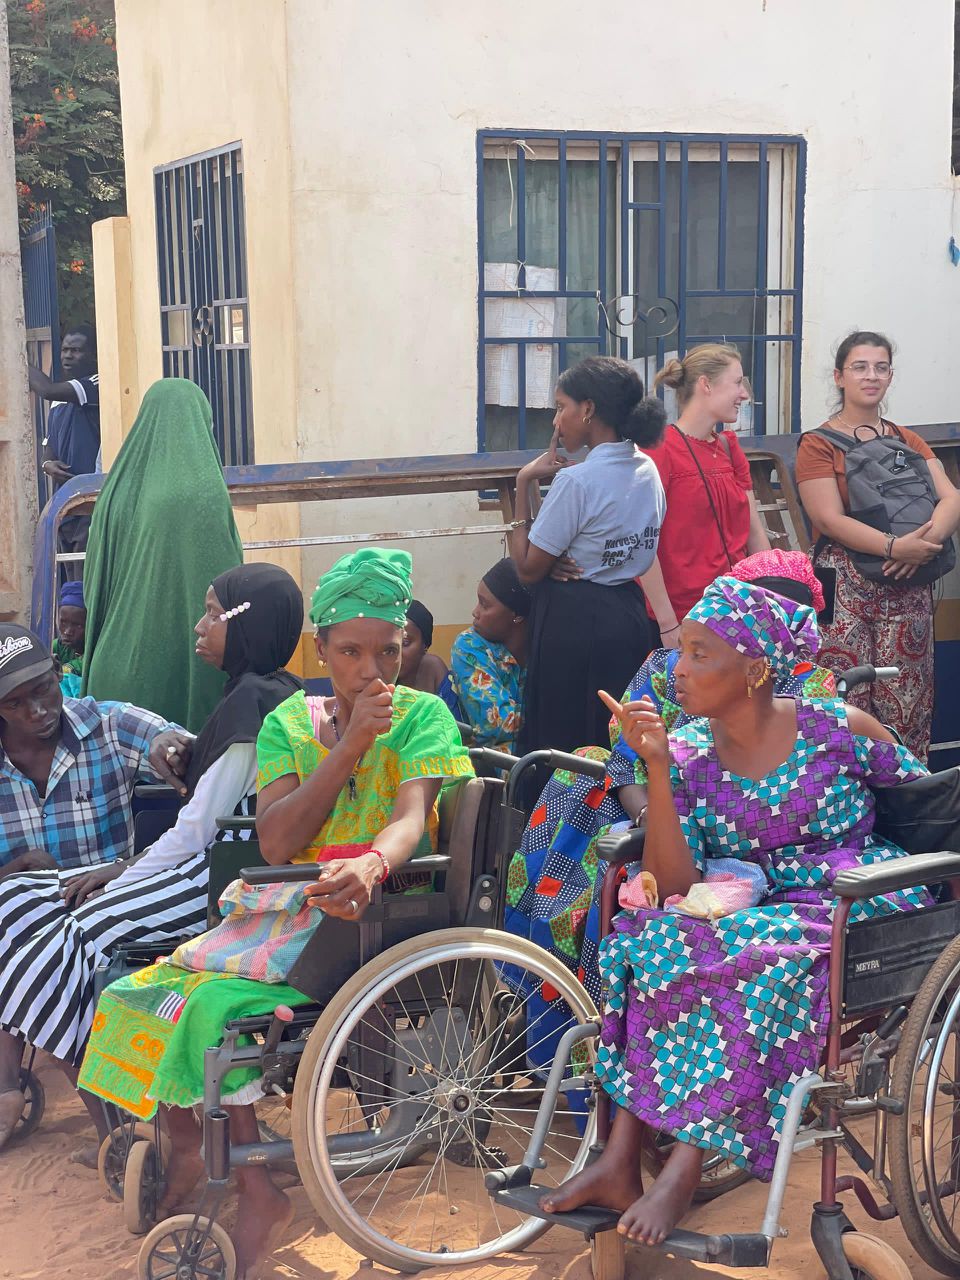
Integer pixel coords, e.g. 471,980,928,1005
219,601,252,622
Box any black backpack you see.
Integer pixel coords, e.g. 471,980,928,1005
813,424,955,586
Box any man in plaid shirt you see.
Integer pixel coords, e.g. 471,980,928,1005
0,624,184,876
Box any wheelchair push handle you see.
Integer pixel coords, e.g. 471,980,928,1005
468,747,521,774
505,749,607,806
835,664,899,697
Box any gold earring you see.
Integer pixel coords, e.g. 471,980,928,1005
746,659,771,697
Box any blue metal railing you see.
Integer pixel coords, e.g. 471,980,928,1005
477,130,806,451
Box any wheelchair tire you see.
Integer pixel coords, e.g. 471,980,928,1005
888,932,960,1275
138,1214,236,1280
123,1139,163,1236
816,1232,912,1280
292,926,598,1272
640,1132,751,1202
97,1123,155,1202
16,1068,44,1140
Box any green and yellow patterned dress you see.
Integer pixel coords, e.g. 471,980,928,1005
78,687,472,1117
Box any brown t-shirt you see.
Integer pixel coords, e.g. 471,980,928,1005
795,421,936,540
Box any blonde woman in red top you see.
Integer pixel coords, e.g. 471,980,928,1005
640,344,770,644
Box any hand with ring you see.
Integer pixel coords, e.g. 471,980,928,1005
303,855,382,919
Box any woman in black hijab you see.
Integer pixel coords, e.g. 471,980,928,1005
0,563,303,1158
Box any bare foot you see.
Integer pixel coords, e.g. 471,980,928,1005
0,1090,24,1152
159,1145,205,1212
68,1141,100,1170
617,1144,703,1246
539,1152,644,1215
232,1184,294,1279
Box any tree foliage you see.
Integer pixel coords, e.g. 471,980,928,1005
8,0,124,329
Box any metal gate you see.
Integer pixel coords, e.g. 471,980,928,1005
154,143,254,465
20,203,60,504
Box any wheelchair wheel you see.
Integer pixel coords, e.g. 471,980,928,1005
641,1131,751,1202
97,1122,155,1201
888,933,960,1274
815,1232,912,1280
258,1093,293,1143
138,1214,236,1280
16,1068,44,1140
292,927,598,1272
123,1139,163,1236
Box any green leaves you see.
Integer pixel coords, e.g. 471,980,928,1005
9,0,125,327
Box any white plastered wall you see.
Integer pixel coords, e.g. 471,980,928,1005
284,0,959,628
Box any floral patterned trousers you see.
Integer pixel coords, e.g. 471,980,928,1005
814,544,934,760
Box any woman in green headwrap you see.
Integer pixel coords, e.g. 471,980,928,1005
79,548,472,1277
81,379,243,732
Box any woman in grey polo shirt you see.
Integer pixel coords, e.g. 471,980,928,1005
510,356,666,754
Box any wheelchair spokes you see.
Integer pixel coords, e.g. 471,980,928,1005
291,929,598,1271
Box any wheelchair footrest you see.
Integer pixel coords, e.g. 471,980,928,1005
490,1183,618,1237
491,1184,770,1265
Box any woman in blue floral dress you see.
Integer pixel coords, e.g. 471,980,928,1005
541,577,928,1247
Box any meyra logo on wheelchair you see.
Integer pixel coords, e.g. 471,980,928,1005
111,668,960,1280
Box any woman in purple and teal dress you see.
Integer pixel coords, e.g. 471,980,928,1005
540,577,928,1246
505,550,836,1010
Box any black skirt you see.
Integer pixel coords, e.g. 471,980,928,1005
520,576,654,756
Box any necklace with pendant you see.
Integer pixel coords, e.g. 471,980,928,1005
331,702,358,800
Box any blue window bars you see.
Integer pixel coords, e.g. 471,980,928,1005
154,143,254,466
477,131,806,451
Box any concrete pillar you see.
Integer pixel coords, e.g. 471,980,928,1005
92,215,140,464
0,5,39,622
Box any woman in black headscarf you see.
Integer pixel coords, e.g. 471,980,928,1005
0,563,303,1158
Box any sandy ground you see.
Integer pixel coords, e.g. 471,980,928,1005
0,1054,939,1280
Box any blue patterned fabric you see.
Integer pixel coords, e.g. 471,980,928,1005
449,628,524,751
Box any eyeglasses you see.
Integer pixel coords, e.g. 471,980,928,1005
844,362,892,377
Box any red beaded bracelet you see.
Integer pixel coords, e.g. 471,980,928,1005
370,848,390,884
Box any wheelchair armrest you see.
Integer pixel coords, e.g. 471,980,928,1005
596,823,647,868
405,855,451,871
134,783,179,798
241,855,452,887
216,816,257,832
241,863,322,885
832,850,960,900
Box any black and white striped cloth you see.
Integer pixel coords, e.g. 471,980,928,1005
0,793,255,1067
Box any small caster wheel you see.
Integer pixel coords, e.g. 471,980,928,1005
16,1068,45,1139
817,1232,913,1280
97,1122,155,1201
123,1139,164,1236
590,1229,626,1280
138,1214,237,1280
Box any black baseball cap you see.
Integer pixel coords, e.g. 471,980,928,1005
0,625,55,701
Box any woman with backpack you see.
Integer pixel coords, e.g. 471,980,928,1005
796,330,960,758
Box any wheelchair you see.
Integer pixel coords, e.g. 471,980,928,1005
484,814,960,1280
109,667,960,1280
130,743,607,1278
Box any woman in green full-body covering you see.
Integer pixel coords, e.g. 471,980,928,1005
81,379,243,733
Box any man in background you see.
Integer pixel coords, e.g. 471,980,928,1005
28,324,100,578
